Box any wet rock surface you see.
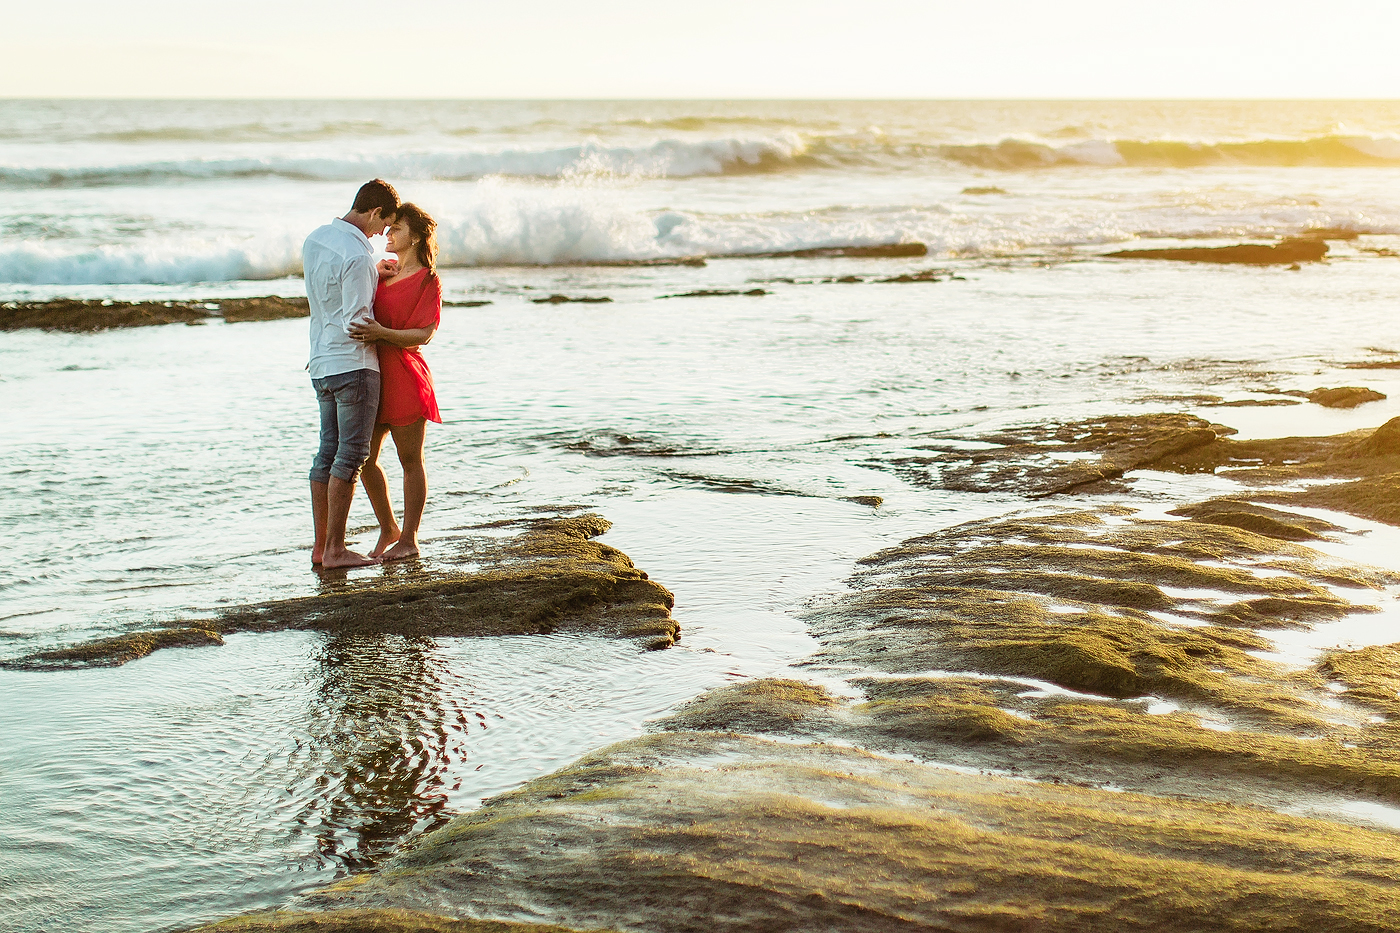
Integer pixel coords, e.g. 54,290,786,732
529,295,613,304
657,288,768,299
192,910,611,933
191,418,1400,933
0,296,309,331
280,731,1400,933
797,505,1400,803
1307,385,1387,408
1105,237,1329,265
7,515,677,672
9,626,224,671
742,242,927,259
1151,415,1400,524
881,412,1231,496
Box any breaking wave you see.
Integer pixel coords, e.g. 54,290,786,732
7,181,1398,285
0,237,303,286
12,130,1400,191
0,137,815,188
937,134,1400,170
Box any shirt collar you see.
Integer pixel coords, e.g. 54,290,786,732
332,217,372,251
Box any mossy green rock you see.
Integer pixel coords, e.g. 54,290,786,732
292,733,1400,933
8,515,677,671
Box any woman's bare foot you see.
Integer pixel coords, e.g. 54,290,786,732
381,538,420,562
320,544,381,569
369,527,400,558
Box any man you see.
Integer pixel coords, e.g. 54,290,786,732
303,179,399,568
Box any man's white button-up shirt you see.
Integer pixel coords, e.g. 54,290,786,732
303,218,380,379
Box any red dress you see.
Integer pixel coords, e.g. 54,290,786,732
373,268,443,426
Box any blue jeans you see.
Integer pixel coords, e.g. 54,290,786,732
310,368,381,484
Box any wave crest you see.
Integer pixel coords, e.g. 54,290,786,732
0,137,816,189
939,134,1400,170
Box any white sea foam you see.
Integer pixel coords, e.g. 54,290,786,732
0,236,302,286
9,161,1400,287
7,187,1400,285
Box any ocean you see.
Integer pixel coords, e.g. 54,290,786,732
4,99,1400,932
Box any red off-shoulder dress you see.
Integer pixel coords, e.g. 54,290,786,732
373,268,443,426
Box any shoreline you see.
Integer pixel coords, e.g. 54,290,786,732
185,414,1400,933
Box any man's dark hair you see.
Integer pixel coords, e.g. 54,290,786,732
351,179,399,216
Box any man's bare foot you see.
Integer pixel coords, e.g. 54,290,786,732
320,545,380,569
381,539,420,562
369,528,400,558
311,548,324,565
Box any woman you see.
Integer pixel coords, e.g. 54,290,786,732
349,202,443,561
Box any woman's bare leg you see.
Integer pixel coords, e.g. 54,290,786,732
360,423,401,557
382,419,427,561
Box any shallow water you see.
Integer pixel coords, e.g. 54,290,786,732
8,100,1400,933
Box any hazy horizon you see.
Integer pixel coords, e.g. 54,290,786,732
9,0,1399,99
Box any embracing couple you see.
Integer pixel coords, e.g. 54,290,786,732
302,179,444,569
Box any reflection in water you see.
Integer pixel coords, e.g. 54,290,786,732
298,633,474,872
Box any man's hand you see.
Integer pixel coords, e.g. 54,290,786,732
377,258,399,277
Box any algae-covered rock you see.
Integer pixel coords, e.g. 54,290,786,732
1167,499,1337,541
855,678,1031,744
1334,416,1400,459
1,626,222,671
793,494,1400,816
218,514,677,645
803,507,1391,728
8,515,677,671
189,908,611,933
289,732,1400,933
215,297,312,323
903,415,1400,525
1105,237,1328,264
1317,643,1400,720
1142,419,1400,525
0,296,308,331
1307,386,1387,408
654,679,839,735
884,413,1230,496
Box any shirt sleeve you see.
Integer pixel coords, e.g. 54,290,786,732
406,274,442,331
340,254,377,333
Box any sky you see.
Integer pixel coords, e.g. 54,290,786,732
4,0,1400,99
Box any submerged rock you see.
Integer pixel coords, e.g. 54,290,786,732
6,515,677,671
743,242,927,259
530,295,613,304
657,288,768,299
0,297,308,332
1105,237,1328,265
